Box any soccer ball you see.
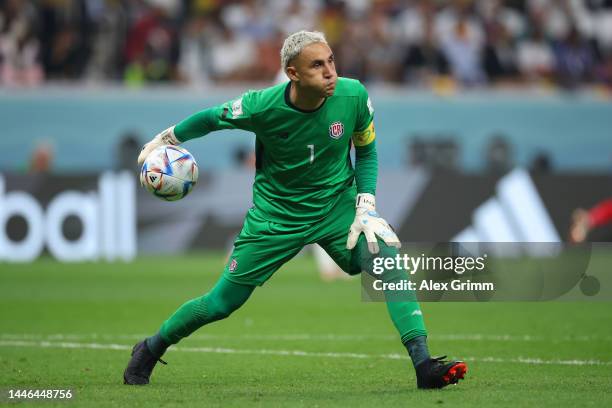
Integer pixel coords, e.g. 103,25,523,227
140,145,199,201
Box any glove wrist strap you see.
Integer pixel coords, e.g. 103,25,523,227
356,193,376,211
159,126,179,145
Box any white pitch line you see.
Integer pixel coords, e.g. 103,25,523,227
1,333,611,342
0,340,131,351
0,340,611,367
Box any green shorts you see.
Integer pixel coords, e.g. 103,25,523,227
223,186,362,286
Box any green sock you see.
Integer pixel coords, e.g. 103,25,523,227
158,276,255,345
352,237,428,361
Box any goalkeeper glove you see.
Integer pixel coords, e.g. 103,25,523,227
346,193,401,254
137,126,180,166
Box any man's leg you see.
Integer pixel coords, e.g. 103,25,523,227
314,187,466,388
124,207,305,385
123,276,254,385
350,236,428,352
323,234,430,365
322,235,467,388
152,276,255,351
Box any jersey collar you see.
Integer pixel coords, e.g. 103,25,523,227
284,82,327,113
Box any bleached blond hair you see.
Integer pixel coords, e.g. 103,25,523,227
280,30,328,70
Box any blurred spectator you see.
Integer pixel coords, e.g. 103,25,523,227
517,24,555,82
38,0,93,80
209,22,256,82
569,198,612,243
485,133,513,173
553,26,596,88
252,29,284,80
438,4,486,86
530,151,553,173
591,1,612,56
363,2,404,83
178,14,215,85
476,0,525,39
222,0,275,41
408,136,427,167
318,0,347,49
397,0,449,84
29,140,54,174
0,0,43,86
277,0,318,36
0,0,609,90
233,146,256,169
482,21,520,83
527,0,571,40
85,0,129,81
123,2,179,84
116,131,142,173
335,14,370,80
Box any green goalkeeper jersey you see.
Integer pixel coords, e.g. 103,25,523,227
175,77,377,224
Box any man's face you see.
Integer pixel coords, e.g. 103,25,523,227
287,42,338,97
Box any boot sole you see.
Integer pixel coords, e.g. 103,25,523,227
442,362,467,385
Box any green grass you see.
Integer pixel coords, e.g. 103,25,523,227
1,254,611,407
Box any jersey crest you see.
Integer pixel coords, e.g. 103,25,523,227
329,121,345,139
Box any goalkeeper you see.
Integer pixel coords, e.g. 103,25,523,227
124,30,467,389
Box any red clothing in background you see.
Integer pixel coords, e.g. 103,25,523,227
589,199,612,228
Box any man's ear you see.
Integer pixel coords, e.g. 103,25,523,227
286,66,299,82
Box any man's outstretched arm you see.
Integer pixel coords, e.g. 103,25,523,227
569,198,612,243
137,93,255,165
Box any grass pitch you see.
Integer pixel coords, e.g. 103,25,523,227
1,254,611,407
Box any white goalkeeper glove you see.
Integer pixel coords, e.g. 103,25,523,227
137,126,180,166
346,193,401,254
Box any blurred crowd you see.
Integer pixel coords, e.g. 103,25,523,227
2,0,612,89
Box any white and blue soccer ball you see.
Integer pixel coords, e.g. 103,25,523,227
140,145,199,201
